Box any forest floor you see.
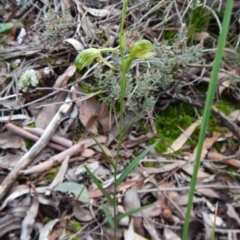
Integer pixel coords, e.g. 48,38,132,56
1,1,240,240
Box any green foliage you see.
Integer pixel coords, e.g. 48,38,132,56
55,182,89,203
0,23,13,41
44,168,59,181
187,5,211,41
84,165,114,205
66,220,82,240
40,8,72,46
68,220,81,231
151,98,237,155
153,104,197,153
116,143,158,186
75,1,157,236
25,139,34,150
164,30,175,43
215,99,239,115
95,28,203,113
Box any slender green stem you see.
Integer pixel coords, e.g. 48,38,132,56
182,1,233,239
113,0,129,238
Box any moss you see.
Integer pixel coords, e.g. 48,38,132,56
69,220,81,231
25,139,34,149
44,167,60,181
151,98,238,154
27,123,36,128
151,104,199,153
65,220,82,240
44,217,52,223
214,98,239,115
143,161,157,168
163,30,175,44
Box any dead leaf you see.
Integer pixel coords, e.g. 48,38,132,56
81,4,121,18
20,192,39,240
0,215,22,237
200,212,226,227
219,80,230,96
144,161,186,174
164,120,201,154
164,228,181,240
228,110,240,122
143,218,161,240
45,156,69,195
73,201,94,222
109,112,138,142
188,132,220,161
142,200,162,217
38,219,60,240
48,216,66,240
96,103,114,133
64,38,84,51
0,132,25,150
207,151,240,168
226,203,240,226
0,153,23,169
72,86,99,135
196,188,220,199
182,163,210,178
36,65,76,128
124,219,148,240
193,32,210,41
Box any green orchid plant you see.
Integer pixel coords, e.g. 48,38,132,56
74,0,155,237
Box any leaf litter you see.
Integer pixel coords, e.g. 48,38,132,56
1,1,240,240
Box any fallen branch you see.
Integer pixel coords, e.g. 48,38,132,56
21,135,107,175
23,126,72,148
0,88,74,201
5,123,67,151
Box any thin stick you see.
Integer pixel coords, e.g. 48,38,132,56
6,123,67,151
0,92,73,201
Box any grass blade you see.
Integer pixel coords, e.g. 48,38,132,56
84,165,114,205
116,142,158,187
182,0,233,239
90,133,115,167
117,204,152,220
102,203,115,230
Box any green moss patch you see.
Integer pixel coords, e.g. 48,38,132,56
150,98,238,154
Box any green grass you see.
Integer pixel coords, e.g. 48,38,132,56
183,1,233,238
187,5,211,41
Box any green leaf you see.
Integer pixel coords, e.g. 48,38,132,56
182,0,234,239
90,133,115,167
0,23,13,33
117,204,153,220
116,142,158,187
55,182,89,203
102,203,115,230
121,110,144,139
84,165,114,205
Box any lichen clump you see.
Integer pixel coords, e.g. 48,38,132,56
18,69,39,92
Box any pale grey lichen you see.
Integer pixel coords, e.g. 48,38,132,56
18,69,39,92
44,67,53,74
